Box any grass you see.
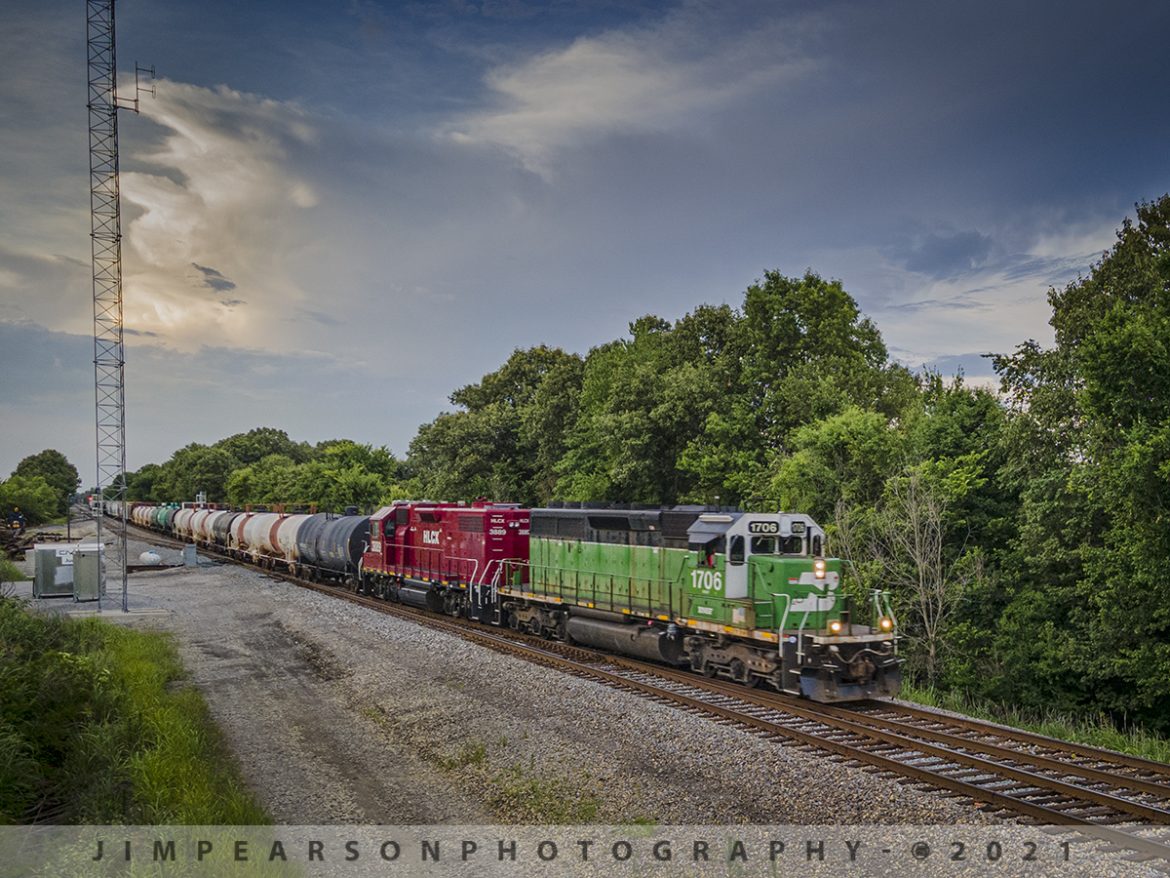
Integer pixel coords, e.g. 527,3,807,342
484,765,602,823
0,558,27,587
439,740,488,771
0,596,268,824
901,681,1170,765
400,724,603,823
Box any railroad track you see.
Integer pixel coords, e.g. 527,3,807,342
120,521,1170,867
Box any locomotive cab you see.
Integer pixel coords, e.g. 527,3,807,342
681,512,901,701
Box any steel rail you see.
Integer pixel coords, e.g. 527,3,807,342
849,700,1170,781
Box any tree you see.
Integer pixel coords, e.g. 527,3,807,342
225,454,299,506
216,428,310,465
407,346,582,504
769,407,902,523
839,463,987,685
125,463,163,501
991,195,1170,729
0,475,58,525
152,444,238,503
12,450,79,517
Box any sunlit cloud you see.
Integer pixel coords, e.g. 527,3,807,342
443,4,820,177
120,82,320,351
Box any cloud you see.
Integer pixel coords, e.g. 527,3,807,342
884,295,987,314
0,243,91,328
442,4,818,176
119,81,320,351
888,229,995,278
191,262,238,293
913,351,999,378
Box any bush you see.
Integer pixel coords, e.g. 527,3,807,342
0,598,267,824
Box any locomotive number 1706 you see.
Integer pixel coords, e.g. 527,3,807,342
690,569,723,592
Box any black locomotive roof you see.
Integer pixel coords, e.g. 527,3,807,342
532,505,740,547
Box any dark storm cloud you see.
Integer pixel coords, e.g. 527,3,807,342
191,262,238,293
890,231,995,278
5,0,1169,473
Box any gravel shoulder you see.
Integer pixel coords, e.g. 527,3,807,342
13,526,994,826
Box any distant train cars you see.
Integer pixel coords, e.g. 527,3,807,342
116,499,901,702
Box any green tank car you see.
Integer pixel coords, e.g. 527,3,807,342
500,505,901,702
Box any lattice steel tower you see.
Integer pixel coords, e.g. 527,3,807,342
87,0,149,611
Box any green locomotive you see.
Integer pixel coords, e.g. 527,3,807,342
500,505,900,702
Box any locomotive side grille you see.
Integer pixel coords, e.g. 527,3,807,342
458,514,484,533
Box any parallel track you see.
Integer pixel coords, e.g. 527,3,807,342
120,520,1170,866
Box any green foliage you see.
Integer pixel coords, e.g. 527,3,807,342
545,275,913,507
988,194,1170,730
128,432,406,511
0,474,58,526
150,444,238,503
0,598,266,824
11,449,79,517
0,558,27,587
217,427,311,466
769,407,902,523
407,346,583,504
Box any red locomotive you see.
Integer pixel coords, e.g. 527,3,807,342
359,500,529,619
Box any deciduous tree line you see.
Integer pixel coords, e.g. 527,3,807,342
123,429,405,512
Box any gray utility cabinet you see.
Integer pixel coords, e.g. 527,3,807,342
32,543,103,599
73,545,104,601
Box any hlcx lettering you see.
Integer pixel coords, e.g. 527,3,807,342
422,530,441,545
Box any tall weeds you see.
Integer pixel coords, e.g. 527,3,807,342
0,597,267,824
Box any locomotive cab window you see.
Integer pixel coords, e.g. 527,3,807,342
811,535,823,557
779,535,804,555
750,536,775,555
729,535,745,565
695,536,725,566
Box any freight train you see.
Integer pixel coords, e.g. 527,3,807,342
114,499,901,702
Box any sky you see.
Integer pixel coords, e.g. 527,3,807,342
1,0,1168,482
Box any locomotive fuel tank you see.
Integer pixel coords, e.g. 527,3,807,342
566,616,685,665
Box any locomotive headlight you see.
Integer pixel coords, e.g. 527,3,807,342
879,616,894,632
813,559,826,580
828,619,843,635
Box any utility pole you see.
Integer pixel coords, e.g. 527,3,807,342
86,0,151,611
